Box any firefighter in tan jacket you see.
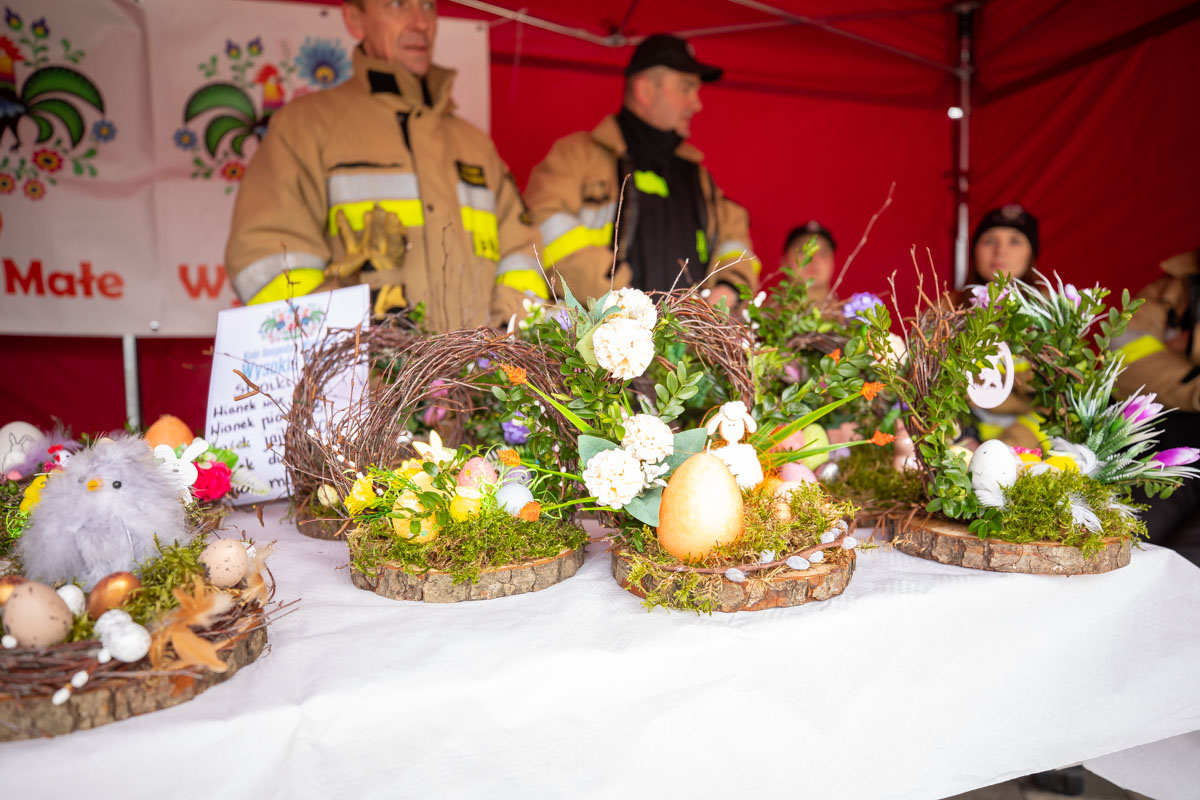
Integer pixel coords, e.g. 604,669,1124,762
225,0,546,330
525,34,760,308
1111,248,1200,411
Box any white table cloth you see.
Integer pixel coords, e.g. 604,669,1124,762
4,507,1199,799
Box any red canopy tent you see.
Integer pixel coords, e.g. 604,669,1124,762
3,0,1199,433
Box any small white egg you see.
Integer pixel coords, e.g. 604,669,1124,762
56,584,86,617
970,440,1019,495
94,609,132,639
200,539,251,588
102,622,151,663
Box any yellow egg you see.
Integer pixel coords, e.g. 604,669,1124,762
2,581,72,648
657,453,744,561
391,491,439,543
400,465,435,492
449,493,482,522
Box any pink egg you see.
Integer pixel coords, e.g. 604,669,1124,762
456,456,497,489
778,462,817,483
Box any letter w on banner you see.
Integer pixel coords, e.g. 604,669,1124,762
0,0,489,336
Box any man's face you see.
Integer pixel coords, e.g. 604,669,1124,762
973,226,1033,282
785,235,835,301
633,68,703,137
343,0,437,77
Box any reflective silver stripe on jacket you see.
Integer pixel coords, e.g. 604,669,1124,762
232,251,328,302
578,201,617,231
712,238,755,260
538,212,580,246
327,172,421,204
457,181,496,213
495,252,540,276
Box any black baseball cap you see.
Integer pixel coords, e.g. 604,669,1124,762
972,204,1039,257
625,34,723,82
784,220,836,253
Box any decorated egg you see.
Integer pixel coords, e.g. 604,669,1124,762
86,572,142,619
948,444,974,467
502,465,533,487
315,484,340,507
771,499,793,522
778,462,817,484
0,574,26,606
199,539,251,588
56,584,86,617
969,440,1018,496
144,414,194,450
772,424,806,453
0,420,41,473
457,457,497,489
657,453,744,561
799,424,832,469
399,463,436,492
102,621,151,663
496,483,535,516
2,581,73,648
391,491,439,542
815,461,841,483
773,480,807,501
94,608,133,639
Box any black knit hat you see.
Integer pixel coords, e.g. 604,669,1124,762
625,34,722,82
972,204,1039,257
783,220,836,254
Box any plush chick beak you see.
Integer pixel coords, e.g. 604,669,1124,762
87,478,101,492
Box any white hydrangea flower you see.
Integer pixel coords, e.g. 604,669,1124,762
593,317,655,381
712,443,763,489
621,414,674,464
641,460,671,489
601,287,658,330
582,448,646,509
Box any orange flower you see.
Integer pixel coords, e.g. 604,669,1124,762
870,430,895,446
498,448,521,467
830,348,841,363
860,381,884,401
517,500,541,522
499,363,527,385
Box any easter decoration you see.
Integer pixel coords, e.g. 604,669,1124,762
271,325,588,602
858,269,1199,574
492,281,892,613
0,436,279,741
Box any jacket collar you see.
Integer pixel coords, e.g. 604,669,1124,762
591,113,704,163
351,46,456,114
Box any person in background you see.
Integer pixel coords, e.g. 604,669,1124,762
780,220,836,303
224,0,545,330
524,34,760,307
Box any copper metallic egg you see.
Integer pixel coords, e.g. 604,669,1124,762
86,571,142,619
0,574,26,607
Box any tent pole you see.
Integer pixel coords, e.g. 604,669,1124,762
954,3,976,289
121,334,141,430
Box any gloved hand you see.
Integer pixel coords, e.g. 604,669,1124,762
327,205,407,283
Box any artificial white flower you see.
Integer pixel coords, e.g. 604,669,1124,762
621,414,675,464
582,448,646,509
712,443,763,490
413,431,456,466
592,317,655,381
601,287,658,330
706,400,758,444
752,291,767,308
641,460,671,489
1048,437,1100,477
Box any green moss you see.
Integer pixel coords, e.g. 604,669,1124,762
123,534,209,628
619,481,856,613
1,480,28,559
981,470,1146,555
828,446,925,507
349,509,588,586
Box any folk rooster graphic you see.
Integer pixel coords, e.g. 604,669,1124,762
0,35,104,152
183,64,286,159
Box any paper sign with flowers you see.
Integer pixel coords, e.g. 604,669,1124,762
176,35,351,194
0,7,113,202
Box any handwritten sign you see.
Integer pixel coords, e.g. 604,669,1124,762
205,286,370,502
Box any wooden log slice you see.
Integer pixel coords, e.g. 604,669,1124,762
350,547,585,602
0,626,268,742
293,501,348,540
611,549,856,613
893,517,1130,575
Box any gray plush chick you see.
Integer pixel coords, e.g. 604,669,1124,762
16,436,188,589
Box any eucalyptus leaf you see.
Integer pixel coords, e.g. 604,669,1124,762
623,486,663,527
576,325,599,368
665,428,708,471
578,434,619,467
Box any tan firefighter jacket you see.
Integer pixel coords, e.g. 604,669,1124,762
225,48,545,331
524,114,761,303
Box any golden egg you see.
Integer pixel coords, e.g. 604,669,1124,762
87,571,142,619
2,581,72,648
0,574,27,606
657,453,744,561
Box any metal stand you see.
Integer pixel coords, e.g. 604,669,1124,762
121,334,141,430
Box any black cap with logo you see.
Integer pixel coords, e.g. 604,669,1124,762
784,220,837,254
972,204,1040,257
625,34,723,82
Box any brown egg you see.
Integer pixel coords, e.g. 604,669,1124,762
87,572,142,618
657,453,744,561
0,574,26,606
2,581,72,647
144,414,194,450
199,539,251,588
771,499,793,522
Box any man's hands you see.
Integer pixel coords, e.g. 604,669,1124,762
327,205,407,282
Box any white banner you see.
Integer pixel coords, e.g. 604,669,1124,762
0,0,490,336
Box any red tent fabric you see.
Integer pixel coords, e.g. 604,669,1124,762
4,0,1199,433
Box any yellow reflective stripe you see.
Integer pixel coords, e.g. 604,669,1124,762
328,200,425,235
496,269,550,299
713,248,763,276
1016,413,1049,450
461,206,500,261
543,223,614,264
247,268,325,305
696,230,709,264
633,170,668,198
1116,335,1167,364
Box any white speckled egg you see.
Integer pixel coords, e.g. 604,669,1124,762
199,539,251,588
101,621,151,663
969,440,1019,495
1,581,72,648
94,609,132,639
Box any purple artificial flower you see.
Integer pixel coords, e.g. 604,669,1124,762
477,356,492,369
1150,447,1200,468
1063,283,1082,308
1123,393,1163,425
422,379,450,425
782,363,802,384
551,308,571,330
842,292,885,322
968,284,1009,309
502,413,530,445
